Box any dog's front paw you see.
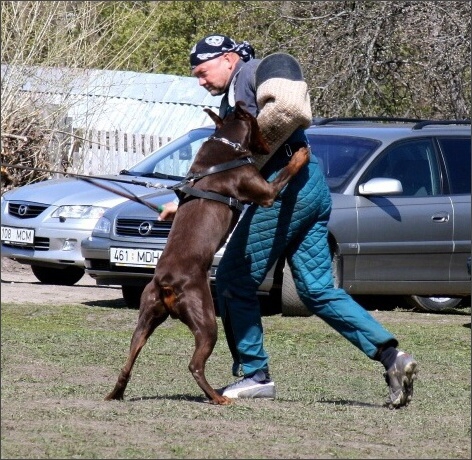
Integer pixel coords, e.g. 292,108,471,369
289,146,310,170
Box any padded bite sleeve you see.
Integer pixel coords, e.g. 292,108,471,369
253,53,312,169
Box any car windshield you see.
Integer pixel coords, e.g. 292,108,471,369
126,127,379,193
308,135,380,192
126,127,215,179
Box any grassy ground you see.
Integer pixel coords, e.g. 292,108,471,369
1,301,470,459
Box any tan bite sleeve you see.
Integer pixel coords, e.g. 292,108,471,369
253,78,312,170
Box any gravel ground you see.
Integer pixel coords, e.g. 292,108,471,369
1,257,124,306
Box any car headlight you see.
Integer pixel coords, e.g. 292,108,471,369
92,216,112,236
51,205,107,219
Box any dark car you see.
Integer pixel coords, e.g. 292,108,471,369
81,118,471,313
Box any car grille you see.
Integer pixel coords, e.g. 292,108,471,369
115,218,172,238
2,236,49,251
34,237,50,250
8,202,49,218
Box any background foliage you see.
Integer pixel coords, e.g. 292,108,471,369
1,1,470,189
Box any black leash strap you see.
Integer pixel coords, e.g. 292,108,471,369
1,157,252,213
73,176,164,214
178,184,245,212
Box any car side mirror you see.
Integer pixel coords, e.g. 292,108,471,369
358,178,403,196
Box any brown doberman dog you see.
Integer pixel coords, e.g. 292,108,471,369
105,101,310,405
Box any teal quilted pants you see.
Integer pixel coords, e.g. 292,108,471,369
215,154,397,378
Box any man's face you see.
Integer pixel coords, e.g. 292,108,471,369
192,54,235,96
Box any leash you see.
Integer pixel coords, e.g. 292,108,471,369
1,161,168,213
77,176,165,213
0,162,167,189
1,150,255,213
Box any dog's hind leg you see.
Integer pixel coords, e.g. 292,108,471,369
105,282,169,401
181,286,232,405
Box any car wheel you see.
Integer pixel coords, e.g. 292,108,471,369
31,265,84,285
281,262,311,316
406,295,464,312
281,252,342,317
121,285,145,309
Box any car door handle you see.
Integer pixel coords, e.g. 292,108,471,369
431,212,450,223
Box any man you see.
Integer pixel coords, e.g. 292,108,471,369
160,34,418,409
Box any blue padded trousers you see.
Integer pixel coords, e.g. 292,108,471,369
215,153,398,378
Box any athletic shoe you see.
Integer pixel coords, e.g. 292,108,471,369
219,369,276,399
384,351,418,409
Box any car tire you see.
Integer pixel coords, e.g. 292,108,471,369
406,295,464,312
31,265,84,285
281,252,342,317
121,285,145,309
281,262,312,316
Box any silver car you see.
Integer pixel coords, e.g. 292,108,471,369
0,129,210,284
81,118,471,313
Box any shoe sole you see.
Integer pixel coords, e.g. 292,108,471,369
234,390,276,400
223,382,276,399
389,360,418,408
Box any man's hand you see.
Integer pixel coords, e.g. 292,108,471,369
158,201,178,221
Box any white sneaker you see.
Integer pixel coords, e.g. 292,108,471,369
220,370,276,399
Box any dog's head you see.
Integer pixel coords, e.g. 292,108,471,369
204,101,270,156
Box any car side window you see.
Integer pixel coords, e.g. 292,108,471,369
308,135,380,192
364,139,440,196
437,137,471,194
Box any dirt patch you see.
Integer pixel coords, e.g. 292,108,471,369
1,257,124,306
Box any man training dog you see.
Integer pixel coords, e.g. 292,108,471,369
108,34,417,408
158,34,418,409
105,101,310,404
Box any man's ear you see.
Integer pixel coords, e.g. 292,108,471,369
223,51,240,69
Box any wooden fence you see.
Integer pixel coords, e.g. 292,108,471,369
53,129,172,176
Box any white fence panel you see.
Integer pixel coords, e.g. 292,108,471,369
69,129,171,175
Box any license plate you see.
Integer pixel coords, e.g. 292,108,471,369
1,226,35,245
110,247,162,267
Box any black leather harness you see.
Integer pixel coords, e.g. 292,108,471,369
169,136,256,212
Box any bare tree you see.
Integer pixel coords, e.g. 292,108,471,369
1,1,470,193
224,1,471,118
1,1,162,191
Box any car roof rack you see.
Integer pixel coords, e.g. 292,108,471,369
313,116,426,125
412,119,471,130
312,116,471,130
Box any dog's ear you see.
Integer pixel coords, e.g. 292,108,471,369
204,108,223,129
234,101,248,116
235,100,247,110
234,101,252,121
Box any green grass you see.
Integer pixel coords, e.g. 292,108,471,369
1,302,470,459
